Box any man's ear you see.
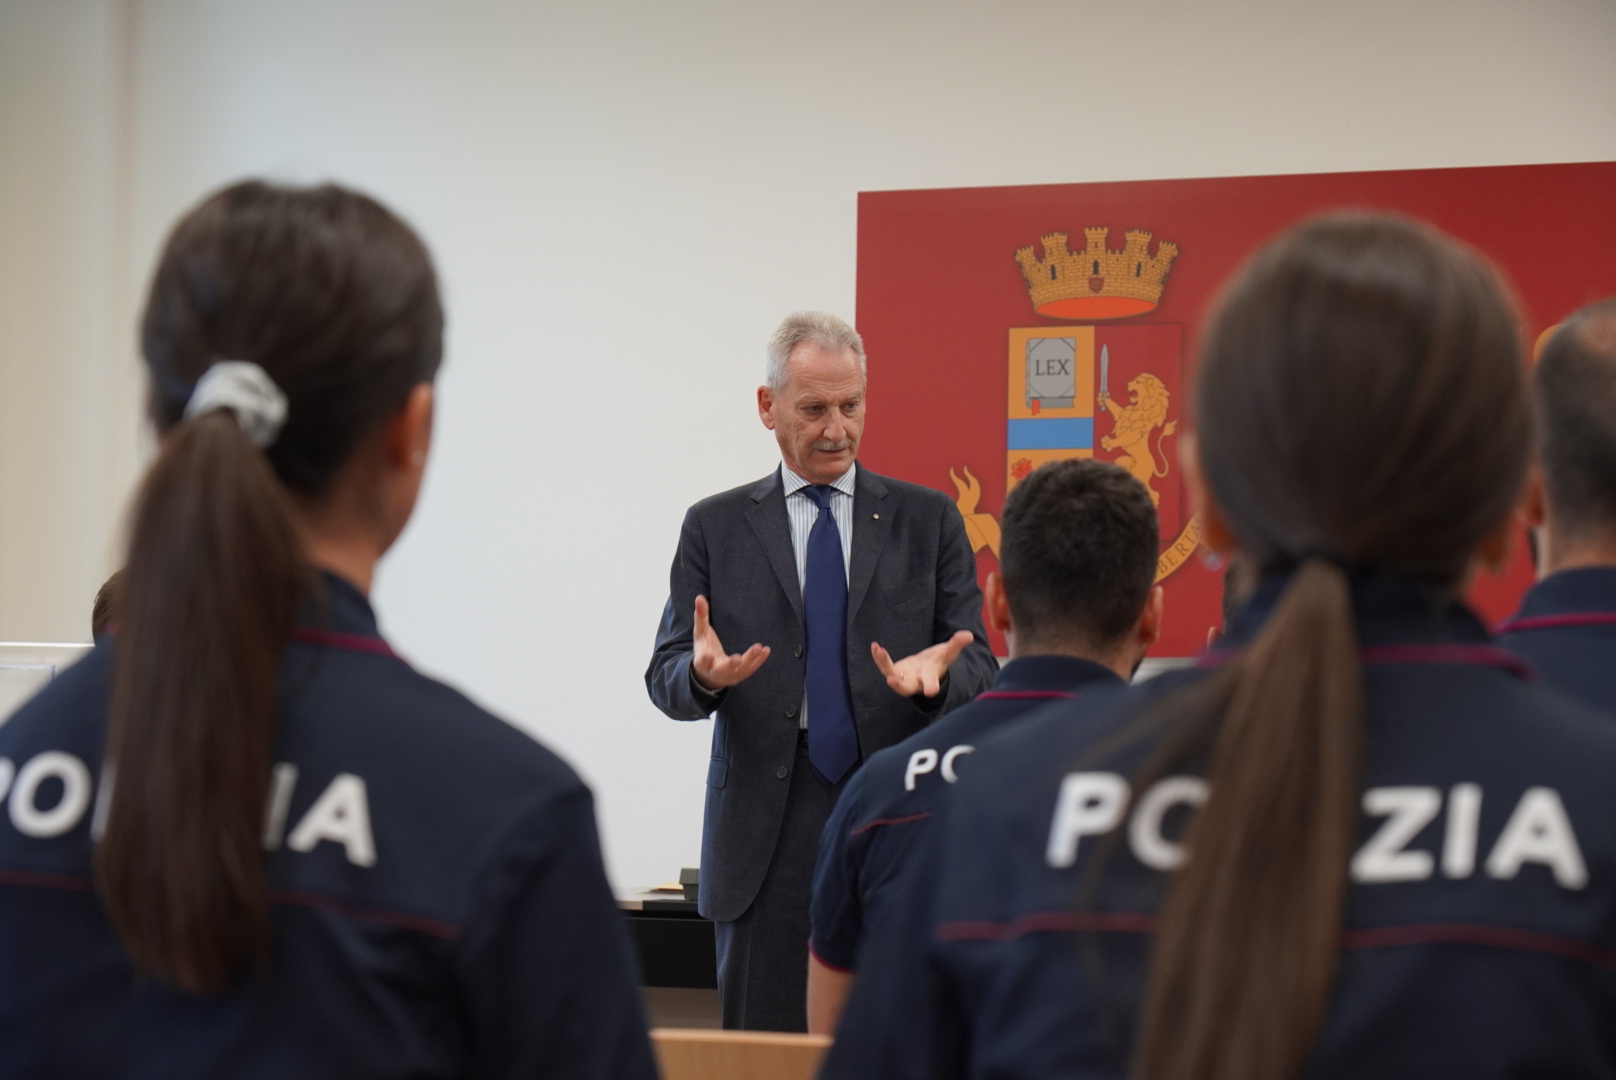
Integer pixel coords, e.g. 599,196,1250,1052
757,385,777,431
385,383,434,470
983,572,1013,635
1519,464,1547,531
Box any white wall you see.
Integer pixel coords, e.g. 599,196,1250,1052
3,0,1615,888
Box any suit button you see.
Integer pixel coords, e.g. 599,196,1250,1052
776,766,789,779
785,705,797,718
794,645,803,658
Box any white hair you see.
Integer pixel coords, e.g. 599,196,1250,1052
764,311,866,391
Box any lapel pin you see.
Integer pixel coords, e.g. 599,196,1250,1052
873,513,880,519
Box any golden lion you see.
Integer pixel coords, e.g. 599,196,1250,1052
1099,373,1177,506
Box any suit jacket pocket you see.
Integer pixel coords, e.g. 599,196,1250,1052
887,574,933,614
707,757,729,789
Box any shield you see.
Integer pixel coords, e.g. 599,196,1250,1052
1008,323,1184,555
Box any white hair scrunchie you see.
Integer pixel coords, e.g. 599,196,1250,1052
182,360,288,449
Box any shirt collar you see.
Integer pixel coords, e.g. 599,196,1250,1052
992,654,1125,694
1514,566,1616,619
780,460,857,499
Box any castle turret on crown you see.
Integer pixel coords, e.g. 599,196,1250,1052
1014,227,1180,319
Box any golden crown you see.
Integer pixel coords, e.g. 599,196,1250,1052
1014,228,1180,319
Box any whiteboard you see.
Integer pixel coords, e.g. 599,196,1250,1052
0,643,91,727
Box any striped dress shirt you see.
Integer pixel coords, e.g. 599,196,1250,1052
780,461,857,729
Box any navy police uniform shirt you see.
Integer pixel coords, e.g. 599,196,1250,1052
825,573,1616,1080
0,574,657,1080
1498,566,1616,714
809,655,1124,973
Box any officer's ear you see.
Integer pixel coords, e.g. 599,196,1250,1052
1136,587,1164,650
983,572,1013,635
1518,464,1547,532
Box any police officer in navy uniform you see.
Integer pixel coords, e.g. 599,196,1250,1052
805,458,1162,1033
825,215,1616,1080
1499,297,1616,713
0,182,657,1078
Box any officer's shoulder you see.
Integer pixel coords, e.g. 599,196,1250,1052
861,721,949,785
332,660,585,799
0,641,112,755
1509,676,1616,755
964,672,1197,790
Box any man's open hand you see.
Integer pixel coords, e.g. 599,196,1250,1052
692,595,770,691
870,630,975,699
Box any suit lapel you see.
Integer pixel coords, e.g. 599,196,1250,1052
848,467,891,623
746,470,803,623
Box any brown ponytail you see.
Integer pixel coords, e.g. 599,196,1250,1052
1129,213,1529,1080
96,181,443,993
100,412,306,992
1135,559,1362,1078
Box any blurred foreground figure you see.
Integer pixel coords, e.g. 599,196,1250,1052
1499,298,1616,713
0,181,656,1079
825,214,1616,1080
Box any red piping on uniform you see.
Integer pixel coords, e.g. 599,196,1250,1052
0,871,460,941
937,910,1158,942
808,939,855,974
0,868,94,892
1496,612,1616,634
291,627,400,660
1341,922,1616,972
270,890,460,940
936,910,1616,972
976,690,1078,701
850,812,933,837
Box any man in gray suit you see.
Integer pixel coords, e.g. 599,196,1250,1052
646,311,997,1031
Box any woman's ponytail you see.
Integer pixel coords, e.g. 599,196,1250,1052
97,408,306,994
1134,558,1362,1080
103,180,442,993
1119,212,1531,1079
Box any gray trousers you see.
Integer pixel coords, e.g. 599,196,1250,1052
713,732,845,1032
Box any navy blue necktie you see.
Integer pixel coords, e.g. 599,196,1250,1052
802,485,858,784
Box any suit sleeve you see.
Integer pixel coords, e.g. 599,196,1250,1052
645,506,727,721
921,498,998,715
819,811,966,1080
455,786,659,1080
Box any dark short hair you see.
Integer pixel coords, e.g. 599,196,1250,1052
998,458,1158,649
1537,298,1616,539
91,569,124,638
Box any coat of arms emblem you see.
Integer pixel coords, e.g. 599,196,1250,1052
954,227,1201,582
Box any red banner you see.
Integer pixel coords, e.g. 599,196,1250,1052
856,162,1616,656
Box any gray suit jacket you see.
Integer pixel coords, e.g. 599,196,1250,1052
645,465,997,922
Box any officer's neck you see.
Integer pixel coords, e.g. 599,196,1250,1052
1008,629,1134,682
1536,516,1616,579
288,451,409,598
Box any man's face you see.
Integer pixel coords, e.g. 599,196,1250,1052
758,341,866,485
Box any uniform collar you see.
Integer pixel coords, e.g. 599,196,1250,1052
1513,566,1616,619
991,654,1124,695
302,570,384,639
1222,570,1492,651
780,460,857,499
